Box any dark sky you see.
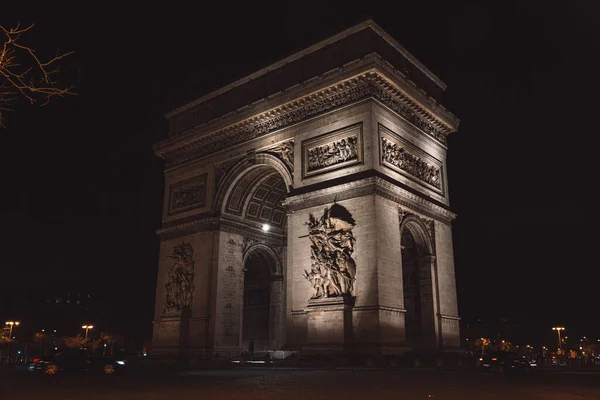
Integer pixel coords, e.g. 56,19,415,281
2,1,598,343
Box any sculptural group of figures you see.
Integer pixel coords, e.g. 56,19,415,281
303,203,357,299
171,182,205,210
381,138,441,189
164,243,196,313
307,136,358,172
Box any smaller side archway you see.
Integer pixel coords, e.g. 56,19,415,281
400,214,438,351
240,244,284,354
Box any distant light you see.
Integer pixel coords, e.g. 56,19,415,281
104,343,107,347
42,329,45,332
116,360,125,365
53,330,57,333
143,353,147,357
261,224,270,232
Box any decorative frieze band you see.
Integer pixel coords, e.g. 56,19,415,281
302,123,363,179
379,124,444,195
159,71,455,169
168,173,208,215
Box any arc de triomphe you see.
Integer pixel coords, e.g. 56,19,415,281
152,20,461,356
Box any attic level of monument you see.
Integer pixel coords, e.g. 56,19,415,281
156,64,460,170
152,20,462,357
160,20,459,140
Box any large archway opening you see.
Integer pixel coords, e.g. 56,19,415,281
218,158,290,354
242,247,278,353
401,219,437,350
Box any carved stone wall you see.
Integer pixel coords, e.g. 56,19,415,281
153,22,461,355
164,243,196,314
379,124,444,194
302,123,363,178
265,140,294,174
168,174,208,215
303,203,357,299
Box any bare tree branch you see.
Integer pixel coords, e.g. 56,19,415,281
0,23,75,128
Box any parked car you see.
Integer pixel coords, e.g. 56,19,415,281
479,351,531,373
528,358,538,367
28,349,125,375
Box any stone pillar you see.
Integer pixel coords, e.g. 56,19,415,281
270,276,284,349
303,296,354,354
214,231,244,353
433,221,461,350
152,310,190,356
419,255,439,350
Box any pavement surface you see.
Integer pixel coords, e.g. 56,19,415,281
1,365,599,400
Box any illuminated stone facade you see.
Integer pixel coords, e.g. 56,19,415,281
152,20,461,356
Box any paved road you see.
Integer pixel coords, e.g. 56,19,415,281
1,366,599,399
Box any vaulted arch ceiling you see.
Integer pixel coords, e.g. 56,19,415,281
224,166,287,229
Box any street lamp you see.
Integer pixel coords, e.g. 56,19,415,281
552,326,565,352
4,321,20,363
5,321,20,338
81,325,94,341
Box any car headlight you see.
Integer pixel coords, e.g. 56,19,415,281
116,360,125,365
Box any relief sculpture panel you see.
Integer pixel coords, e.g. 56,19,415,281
164,243,195,314
379,124,444,194
303,203,357,299
168,173,208,215
302,123,363,179
264,140,294,173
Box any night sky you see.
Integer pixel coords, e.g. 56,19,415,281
2,2,598,344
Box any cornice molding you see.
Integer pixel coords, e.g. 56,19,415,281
156,215,286,246
438,313,461,321
283,177,455,224
156,57,459,170
375,178,456,224
219,217,286,246
156,217,220,240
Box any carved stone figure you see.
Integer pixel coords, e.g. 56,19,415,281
381,137,441,189
266,140,294,172
303,203,357,299
307,136,358,172
164,243,196,314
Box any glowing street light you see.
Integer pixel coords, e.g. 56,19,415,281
5,321,20,338
4,321,20,362
81,325,94,341
552,327,565,352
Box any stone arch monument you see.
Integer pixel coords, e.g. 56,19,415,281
152,20,461,356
